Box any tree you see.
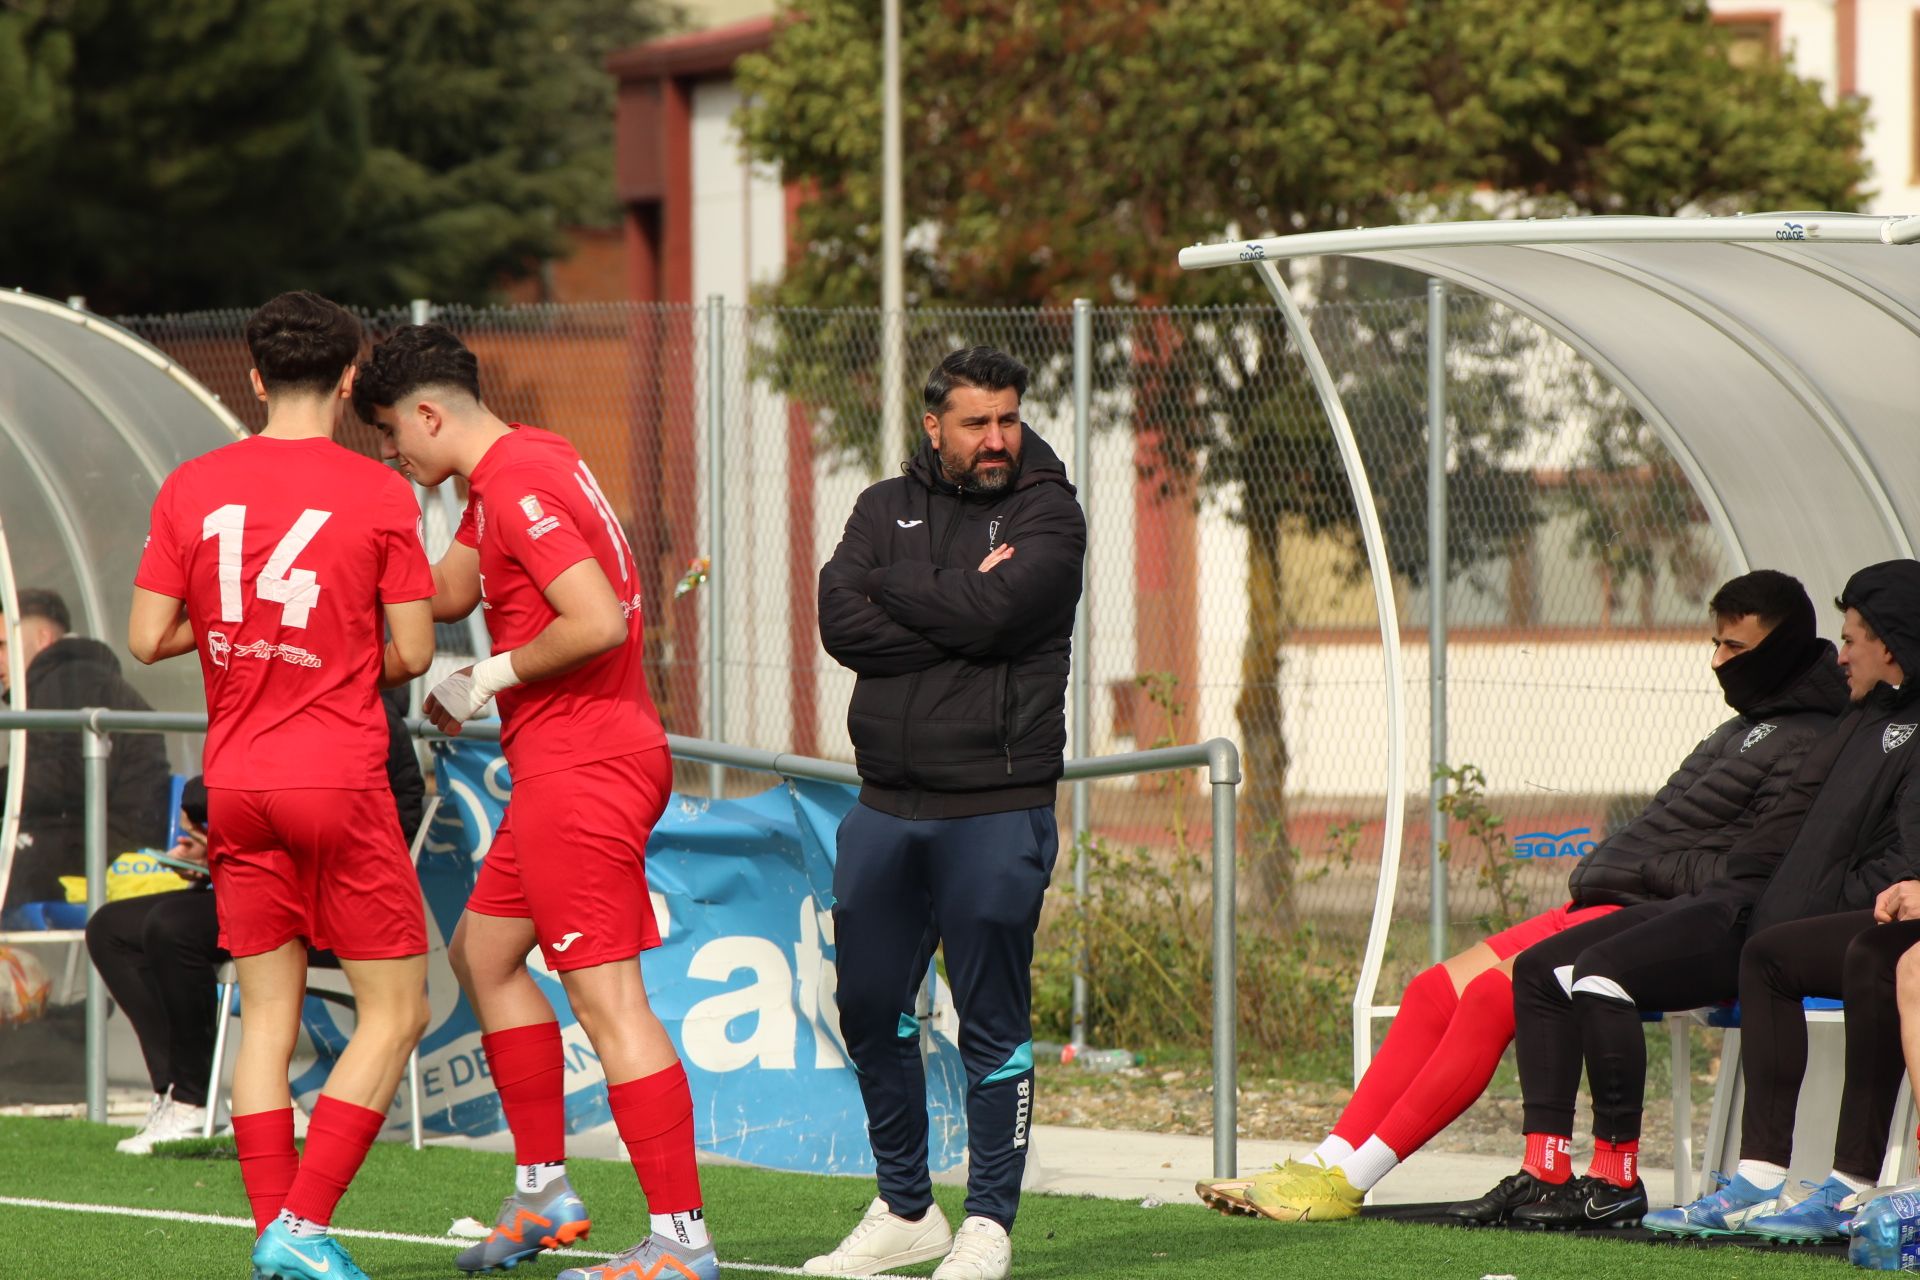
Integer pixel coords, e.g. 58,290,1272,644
0,2,76,170
318,0,670,304
0,0,671,312
0,0,366,313
736,0,1868,916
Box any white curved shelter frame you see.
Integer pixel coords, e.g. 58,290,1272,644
1179,213,1920,1081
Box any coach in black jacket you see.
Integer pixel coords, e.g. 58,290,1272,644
1459,559,1920,1232
811,347,1084,1279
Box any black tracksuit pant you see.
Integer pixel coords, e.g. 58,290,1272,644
832,802,1059,1231
1514,894,1748,1143
1737,911,1920,1180
84,888,226,1107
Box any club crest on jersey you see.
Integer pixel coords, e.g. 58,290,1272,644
1886,724,1917,754
1741,723,1777,753
206,629,230,669
518,494,544,522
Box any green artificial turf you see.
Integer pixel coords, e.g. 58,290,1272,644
0,1116,1851,1278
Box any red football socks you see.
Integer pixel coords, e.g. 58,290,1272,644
232,1107,299,1234
1523,1132,1573,1184
485,1021,567,1165
608,1062,703,1214
1589,1136,1639,1188
1375,967,1516,1158
280,1095,386,1227
1330,965,1459,1146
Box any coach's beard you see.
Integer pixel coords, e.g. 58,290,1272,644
943,447,1017,494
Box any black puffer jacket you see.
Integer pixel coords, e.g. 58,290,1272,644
819,431,1086,819
4,637,172,906
1568,645,1847,907
1730,561,1920,934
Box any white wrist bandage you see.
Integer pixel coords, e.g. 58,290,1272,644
430,651,522,724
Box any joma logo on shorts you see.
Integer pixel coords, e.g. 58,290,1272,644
1012,1078,1031,1149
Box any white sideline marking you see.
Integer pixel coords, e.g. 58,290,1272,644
0,1195,827,1276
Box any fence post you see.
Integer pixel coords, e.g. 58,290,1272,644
1427,279,1449,965
1208,738,1242,1178
84,712,110,1124
706,295,726,799
1070,297,1092,1047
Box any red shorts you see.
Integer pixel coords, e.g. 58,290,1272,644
208,787,427,961
1484,900,1622,961
466,746,671,972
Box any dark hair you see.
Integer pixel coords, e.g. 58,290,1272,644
352,324,482,423
180,776,209,827
1709,569,1810,630
923,346,1029,414
244,291,363,397
12,587,70,633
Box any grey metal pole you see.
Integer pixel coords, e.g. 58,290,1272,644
706,294,726,799
84,714,110,1124
1070,298,1092,1047
1208,738,1242,1178
1426,279,1450,965
880,0,906,463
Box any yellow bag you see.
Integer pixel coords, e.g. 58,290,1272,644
58,850,192,904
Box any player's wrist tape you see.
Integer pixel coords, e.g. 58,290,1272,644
428,651,522,725
471,651,523,703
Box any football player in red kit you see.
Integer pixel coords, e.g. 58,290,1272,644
130,291,436,1280
354,325,714,1280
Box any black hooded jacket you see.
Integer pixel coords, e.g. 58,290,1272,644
4,637,172,905
1725,561,1920,935
1566,643,1847,907
818,430,1086,819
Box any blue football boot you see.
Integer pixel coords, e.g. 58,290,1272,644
1643,1171,1781,1237
1745,1175,1857,1243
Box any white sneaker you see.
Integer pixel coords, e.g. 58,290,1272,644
115,1092,172,1154
144,1099,210,1149
931,1216,1011,1280
802,1197,953,1276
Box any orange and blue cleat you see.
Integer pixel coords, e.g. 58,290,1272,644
456,1183,593,1273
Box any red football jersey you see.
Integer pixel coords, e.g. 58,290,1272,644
136,435,434,790
453,425,665,778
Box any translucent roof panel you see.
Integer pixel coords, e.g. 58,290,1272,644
0,291,244,715
1180,214,1920,612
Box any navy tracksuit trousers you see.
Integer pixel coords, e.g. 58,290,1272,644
832,801,1059,1231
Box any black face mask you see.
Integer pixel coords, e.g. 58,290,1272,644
1715,608,1822,715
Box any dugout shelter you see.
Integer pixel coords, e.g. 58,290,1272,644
1179,212,1920,1092
0,290,244,906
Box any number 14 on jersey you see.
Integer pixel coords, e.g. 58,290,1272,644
202,504,333,627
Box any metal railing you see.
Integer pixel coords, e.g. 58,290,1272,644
0,709,1245,1176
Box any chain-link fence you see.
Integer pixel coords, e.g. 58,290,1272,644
118,291,1727,1050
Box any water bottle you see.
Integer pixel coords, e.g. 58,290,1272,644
1847,1185,1920,1269
1059,1044,1139,1072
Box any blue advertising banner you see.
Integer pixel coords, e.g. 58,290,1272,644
291,740,967,1175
